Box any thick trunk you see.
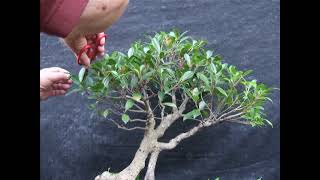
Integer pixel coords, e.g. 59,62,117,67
96,133,157,180
144,151,160,180
115,137,153,180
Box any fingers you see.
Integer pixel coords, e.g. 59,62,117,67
49,89,67,97
78,52,91,68
97,32,106,45
97,46,105,57
96,32,106,57
45,67,70,74
46,71,70,83
52,83,71,90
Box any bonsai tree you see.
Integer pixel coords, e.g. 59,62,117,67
68,30,274,180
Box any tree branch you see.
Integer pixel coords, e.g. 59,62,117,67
130,119,147,123
171,89,178,113
158,119,216,150
144,151,160,180
178,95,189,114
225,118,251,125
107,119,146,131
142,88,156,130
127,109,147,113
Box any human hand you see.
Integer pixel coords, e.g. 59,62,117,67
63,32,106,68
64,0,129,68
40,67,73,101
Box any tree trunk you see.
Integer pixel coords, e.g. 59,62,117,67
144,151,160,180
95,134,156,180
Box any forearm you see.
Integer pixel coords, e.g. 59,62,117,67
65,0,129,40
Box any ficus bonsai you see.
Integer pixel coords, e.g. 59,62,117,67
68,30,275,180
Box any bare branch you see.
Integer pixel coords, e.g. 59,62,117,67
171,89,178,113
127,109,147,113
221,112,245,121
107,119,146,131
178,95,189,114
225,118,251,125
133,103,145,111
145,151,160,180
108,108,123,116
130,119,147,123
142,88,156,130
158,119,216,150
217,105,243,120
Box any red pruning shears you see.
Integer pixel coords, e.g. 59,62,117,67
76,33,108,65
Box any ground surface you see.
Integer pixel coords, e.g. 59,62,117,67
40,0,280,179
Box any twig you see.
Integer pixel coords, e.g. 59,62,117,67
108,119,146,131
225,118,251,125
130,119,147,123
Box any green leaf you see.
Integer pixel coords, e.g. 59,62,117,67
183,109,201,121
180,71,194,82
128,47,134,58
158,91,165,102
199,101,206,110
184,54,191,66
216,87,228,97
139,65,145,73
192,88,200,97
143,47,150,53
125,99,134,111
169,31,176,38
163,102,177,108
215,178,220,180
130,75,138,89
102,109,109,118
206,50,213,59
197,73,210,86
164,68,175,78
111,71,119,78
121,114,130,124
265,97,273,103
210,63,217,74
265,119,273,127
183,111,193,121
102,77,109,88
132,93,142,101
142,69,155,80
152,38,161,54
78,67,86,82
65,88,81,96
243,70,253,77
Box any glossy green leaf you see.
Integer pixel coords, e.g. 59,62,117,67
199,101,206,110
206,50,213,59
121,114,130,124
184,54,191,66
125,99,134,111
132,93,142,101
78,67,86,82
216,87,228,97
180,71,194,82
128,47,134,58
163,102,177,108
152,38,161,54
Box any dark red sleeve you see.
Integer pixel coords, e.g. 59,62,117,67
40,0,89,38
